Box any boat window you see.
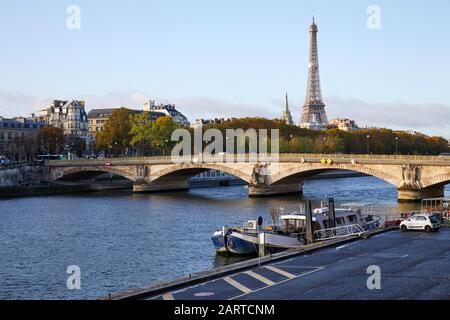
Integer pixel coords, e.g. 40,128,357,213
336,217,345,225
348,215,357,223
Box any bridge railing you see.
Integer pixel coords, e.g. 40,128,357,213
46,153,448,165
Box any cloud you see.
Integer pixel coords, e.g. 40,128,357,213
0,92,50,116
171,97,277,121
326,96,450,138
0,91,448,138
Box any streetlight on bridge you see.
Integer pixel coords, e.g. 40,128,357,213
395,137,399,156
366,135,371,154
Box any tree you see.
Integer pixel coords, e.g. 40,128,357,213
129,114,180,156
66,135,86,158
96,108,133,156
38,127,65,155
9,134,38,161
316,135,344,154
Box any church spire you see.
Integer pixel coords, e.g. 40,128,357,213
285,92,289,112
281,92,293,126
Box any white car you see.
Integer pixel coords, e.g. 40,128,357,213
400,214,440,232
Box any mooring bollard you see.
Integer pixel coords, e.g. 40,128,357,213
258,232,266,261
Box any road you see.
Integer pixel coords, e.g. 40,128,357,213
150,229,450,300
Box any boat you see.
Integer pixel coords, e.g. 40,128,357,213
212,225,260,255
212,202,381,256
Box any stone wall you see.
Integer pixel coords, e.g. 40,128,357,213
0,165,47,187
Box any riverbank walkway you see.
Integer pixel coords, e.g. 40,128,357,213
143,229,449,300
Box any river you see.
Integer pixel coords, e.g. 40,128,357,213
0,176,448,300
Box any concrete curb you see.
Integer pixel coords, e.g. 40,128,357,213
102,226,398,300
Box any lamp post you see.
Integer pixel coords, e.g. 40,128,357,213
65,144,70,160
395,137,399,156
366,135,371,154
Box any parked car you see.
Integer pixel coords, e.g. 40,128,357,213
400,214,440,232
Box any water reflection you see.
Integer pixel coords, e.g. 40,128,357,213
0,176,448,299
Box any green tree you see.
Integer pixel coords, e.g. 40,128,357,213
130,114,180,156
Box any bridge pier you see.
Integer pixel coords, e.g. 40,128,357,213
133,181,190,193
397,186,445,202
248,183,303,197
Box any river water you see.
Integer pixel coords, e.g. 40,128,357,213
0,176,448,300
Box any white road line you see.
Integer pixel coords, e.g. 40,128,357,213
223,277,252,294
229,267,324,301
265,266,296,279
273,265,324,269
244,271,275,286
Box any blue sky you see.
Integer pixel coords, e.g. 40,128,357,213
1,0,450,137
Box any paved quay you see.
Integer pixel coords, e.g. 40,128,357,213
148,229,450,300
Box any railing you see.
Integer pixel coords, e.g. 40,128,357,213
46,153,450,166
314,224,366,241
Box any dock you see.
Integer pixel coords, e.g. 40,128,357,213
102,225,450,300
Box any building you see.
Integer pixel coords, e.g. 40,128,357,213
280,93,293,125
0,117,47,159
38,100,89,140
190,118,237,129
328,118,359,131
144,100,189,126
300,17,329,130
88,108,165,138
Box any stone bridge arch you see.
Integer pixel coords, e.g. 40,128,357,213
51,166,137,182
133,162,255,193
421,172,450,189
268,163,403,188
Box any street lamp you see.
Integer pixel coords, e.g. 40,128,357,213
395,137,399,156
366,135,371,154
65,144,70,160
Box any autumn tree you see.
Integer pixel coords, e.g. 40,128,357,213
38,127,65,155
96,108,133,156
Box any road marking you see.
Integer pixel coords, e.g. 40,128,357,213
229,267,325,300
162,293,175,300
223,277,252,294
244,271,275,286
265,266,296,279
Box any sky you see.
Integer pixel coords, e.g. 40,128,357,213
1,0,450,138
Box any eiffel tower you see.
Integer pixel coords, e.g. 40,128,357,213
300,17,328,130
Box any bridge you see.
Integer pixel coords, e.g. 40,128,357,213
46,154,450,201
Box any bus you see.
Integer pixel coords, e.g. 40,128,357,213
36,155,65,161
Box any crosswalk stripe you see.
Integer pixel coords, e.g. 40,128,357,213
264,266,296,279
162,293,175,300
244,271,275,286
223,277,252,294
